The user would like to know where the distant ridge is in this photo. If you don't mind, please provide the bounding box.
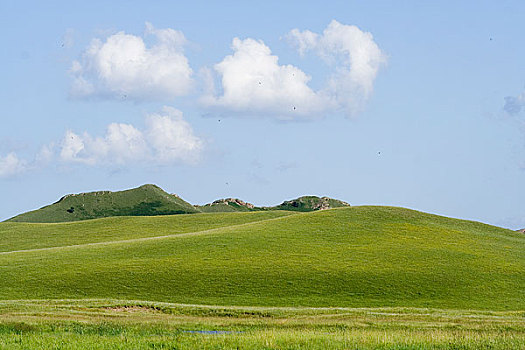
[7,184,199,223]
[272,196,350,212]
[6,185,350,223]
[197,198,262,213]
[196,195,350,213]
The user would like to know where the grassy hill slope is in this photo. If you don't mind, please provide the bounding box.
[7,184,199,223]
[0,211,295,252]
[0,206,523,310]
[6,185,351,221]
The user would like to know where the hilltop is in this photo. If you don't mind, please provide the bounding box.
[197,195,350,213]
[7,184,199,223]
[6,185,350,222]
[272,195,350,211]
[196,198,262,212]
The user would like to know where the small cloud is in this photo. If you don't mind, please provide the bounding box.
[288,20,387,116]
[36,143,55,164]
[145,106,204,164]
[504,92,525,115]
[0,153,27,178]
[58,106,204,166]
[70,23,193,101]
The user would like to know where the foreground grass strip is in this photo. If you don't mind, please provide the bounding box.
[0,300,523,349]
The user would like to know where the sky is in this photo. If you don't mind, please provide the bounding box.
[1,1,525,228]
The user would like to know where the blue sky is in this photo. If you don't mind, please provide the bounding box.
[1,1,525,228]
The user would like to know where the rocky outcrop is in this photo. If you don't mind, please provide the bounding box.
[210,198,255,209]
[277,196,350,211]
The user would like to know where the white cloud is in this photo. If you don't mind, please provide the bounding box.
[36,143,55,164]
[289,30,318,57]
[203,20,385,119]
[58,107,203,165]
[145,107,204,164]
[70,23,193,101]
[202,38,334,119]
[0,153,27,178]
[288,20,387,115]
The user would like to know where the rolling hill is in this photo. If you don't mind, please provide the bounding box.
[0,206,523,310]
[7,184,199,223]
[6,185,350,222]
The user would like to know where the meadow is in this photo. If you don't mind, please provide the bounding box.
[0,300,523,349]
[0,206,524,348]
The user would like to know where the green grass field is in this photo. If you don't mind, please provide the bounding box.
[0,300,523,349]
[0,206,524,348]
[0,210,293,252]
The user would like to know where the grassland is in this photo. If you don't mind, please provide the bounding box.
[0,206,524,348]
[0,211,294,252]
[0,206,523,309]
[0,299,523,349]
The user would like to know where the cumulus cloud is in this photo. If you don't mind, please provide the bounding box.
[70,23,193,101]
[145,108,204,163]
[202,38,333,119]
[202,20,385,119]
[504,91,525,115]
[59,107,204,165]
[0,153,27,178]
[288,20,387,115]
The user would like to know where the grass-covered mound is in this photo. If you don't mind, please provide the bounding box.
[0,206,523,310]
[6,184,351,222]
[7,184,199,223]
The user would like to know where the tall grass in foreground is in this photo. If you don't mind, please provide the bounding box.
[1,328,523,349]
[0,300,523,349]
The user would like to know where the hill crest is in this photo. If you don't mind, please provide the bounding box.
[8,184,199,223]
[7,184,351,222]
